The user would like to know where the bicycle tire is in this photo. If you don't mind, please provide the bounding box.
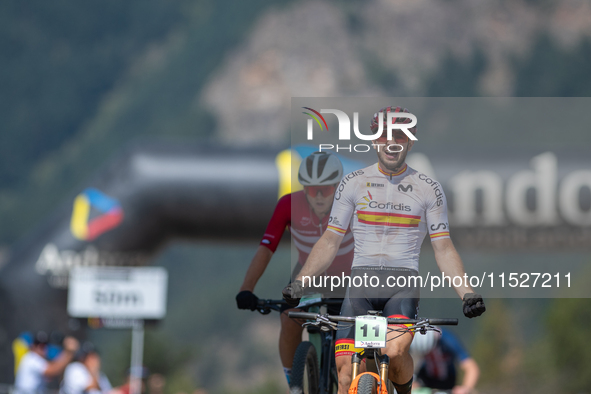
[357,374,377,394]
[290,341,320,394]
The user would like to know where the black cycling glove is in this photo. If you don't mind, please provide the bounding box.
[282,280,303,307]
[463,293,486,318]
[236,290,259,311]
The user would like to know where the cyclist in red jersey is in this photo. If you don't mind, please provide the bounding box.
[236,151,354,385]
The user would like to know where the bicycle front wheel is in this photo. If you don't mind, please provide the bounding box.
[357,374,377,394]
[290,341,319,394]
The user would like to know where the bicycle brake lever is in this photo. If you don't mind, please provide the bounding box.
[317,316,338,330]
[413,321,441,335]
[302,321,320,328]
[257,308,271,315]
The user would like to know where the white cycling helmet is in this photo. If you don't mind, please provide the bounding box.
[410,329,441,357]
[298,151,343,186]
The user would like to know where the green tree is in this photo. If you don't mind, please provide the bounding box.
[471,299,525,392]
[544,298,591,392]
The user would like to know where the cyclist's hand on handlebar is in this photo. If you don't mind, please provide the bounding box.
[462,293,486,318]
[282,280,303,307]
[236,290,259,310]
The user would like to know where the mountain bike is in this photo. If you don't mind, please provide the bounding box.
[289,310,458,394]
[256,297,343,394]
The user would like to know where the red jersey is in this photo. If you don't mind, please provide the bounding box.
[260,191,354,276]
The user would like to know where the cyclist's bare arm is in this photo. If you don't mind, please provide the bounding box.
[44,337,79,377]
[240,245,274,292]
[431,237,474,299]
[44,352,74,377]
[458,357,480,391]
[296,231,344,282]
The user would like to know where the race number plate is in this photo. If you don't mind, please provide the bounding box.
[355,315,387,348]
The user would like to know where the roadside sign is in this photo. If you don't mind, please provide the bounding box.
[68,267,168,319]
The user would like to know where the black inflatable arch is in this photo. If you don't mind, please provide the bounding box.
[0,143,285,380]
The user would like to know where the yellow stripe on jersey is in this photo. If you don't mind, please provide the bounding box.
[335,340,363,357]
[327,225,346,234]
[357,211,421,227]
[430,232,450,239]
[378,163,407,177]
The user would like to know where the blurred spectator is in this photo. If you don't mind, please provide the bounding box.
[147,373,165,394]
[14,333,79,393]
[111,367,149,394]
[12,332,34,375]
[60,342,112,394]
[411,328,480,394]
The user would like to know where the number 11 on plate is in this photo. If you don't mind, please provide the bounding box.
[355,315,387,348]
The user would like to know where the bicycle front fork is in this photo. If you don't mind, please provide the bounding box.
[378,354,389,384]
[351,351,390,383]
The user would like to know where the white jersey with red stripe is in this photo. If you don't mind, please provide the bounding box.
[326,163,450,271]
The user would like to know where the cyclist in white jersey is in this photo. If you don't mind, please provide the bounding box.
[327,162,449,271]
[283,106,486,394]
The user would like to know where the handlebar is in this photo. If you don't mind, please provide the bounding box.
[288,312,458,326]
[256,298,344,315]
[420,318,458,325]
[256,299,286,314]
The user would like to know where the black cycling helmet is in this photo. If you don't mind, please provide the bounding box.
[33,331,49,346]
[76,341,98,361]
